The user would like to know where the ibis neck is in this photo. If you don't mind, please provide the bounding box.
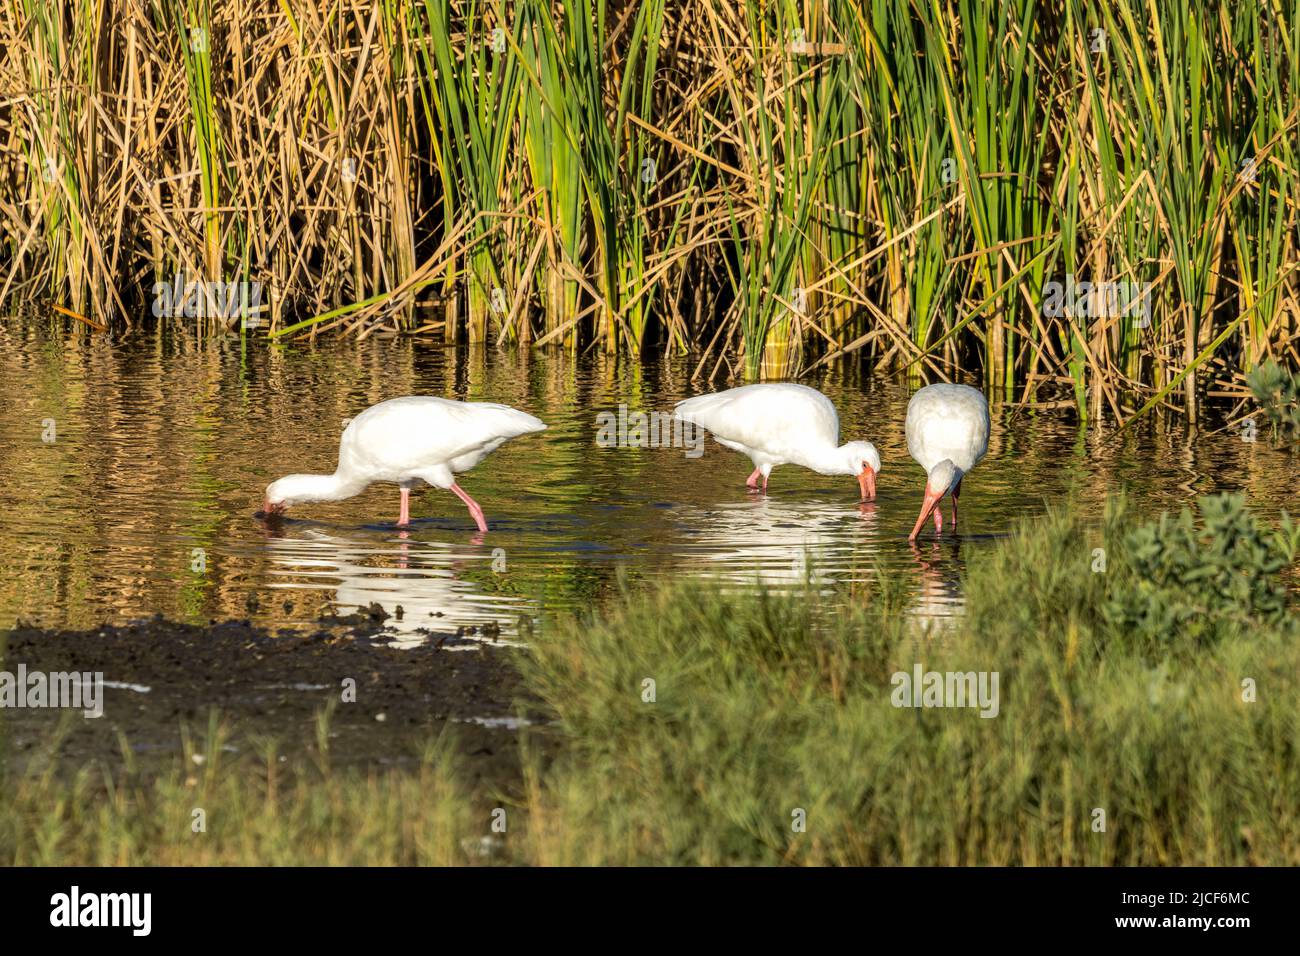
[284,470,369,504]
[927,462,965,494]
[803,443,857,477]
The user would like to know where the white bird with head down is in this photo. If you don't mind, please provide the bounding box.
[905,383,989,540]
[261,396,546,532]
[674,383,880,499]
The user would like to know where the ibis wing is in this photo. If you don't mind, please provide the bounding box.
[674,384,839,459]
[906,385,989,472]
[340,397,545,474]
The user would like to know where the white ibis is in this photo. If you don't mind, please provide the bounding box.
[905,383,989,540]
[674,383,880,499]
[261,396,546,532]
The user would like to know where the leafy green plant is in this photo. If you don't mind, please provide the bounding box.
[1247,359,1300,442]
[1102,494,1298,651]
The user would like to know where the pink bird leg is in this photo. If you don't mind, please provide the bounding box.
[451,483,489,533]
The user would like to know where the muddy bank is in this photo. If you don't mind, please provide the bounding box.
[1,611,554,797]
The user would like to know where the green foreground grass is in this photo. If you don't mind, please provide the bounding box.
[3,494,1298,865]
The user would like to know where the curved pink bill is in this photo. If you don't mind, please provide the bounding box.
[908,486,945,541]
[857,465,876,502]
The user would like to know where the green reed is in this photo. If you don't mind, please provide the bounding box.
[1,0,1297,423]
[13,0,90,312]
[416,0,523,342]
[853,0,955,366]
[167,0,224,282]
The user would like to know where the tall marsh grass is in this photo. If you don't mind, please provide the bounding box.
[1,1,1298,418]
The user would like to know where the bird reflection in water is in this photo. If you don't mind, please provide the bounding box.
[676,495,881,591]
[260,526,529,648]
[908,536,965,630]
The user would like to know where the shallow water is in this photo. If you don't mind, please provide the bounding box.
[0,318,1292,644]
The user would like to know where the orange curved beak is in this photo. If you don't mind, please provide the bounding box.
[260,500,286,518]
[908,485,945,541]
[857,465,876,502]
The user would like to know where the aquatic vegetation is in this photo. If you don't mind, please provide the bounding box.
[1,1,1297,420]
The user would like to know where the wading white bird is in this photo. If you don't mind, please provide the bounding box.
[674,383,880,499]
[905,383,989,540]
[261,396,546,532]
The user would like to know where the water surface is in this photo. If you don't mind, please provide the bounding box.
[0,319,1291,644]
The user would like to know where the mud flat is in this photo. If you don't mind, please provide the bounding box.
[1,612,552,795]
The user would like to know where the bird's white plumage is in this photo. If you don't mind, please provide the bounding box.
[905,383,989,477]
[263,396,546,530]
[675,383,858,474]
[337,396,546,489]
